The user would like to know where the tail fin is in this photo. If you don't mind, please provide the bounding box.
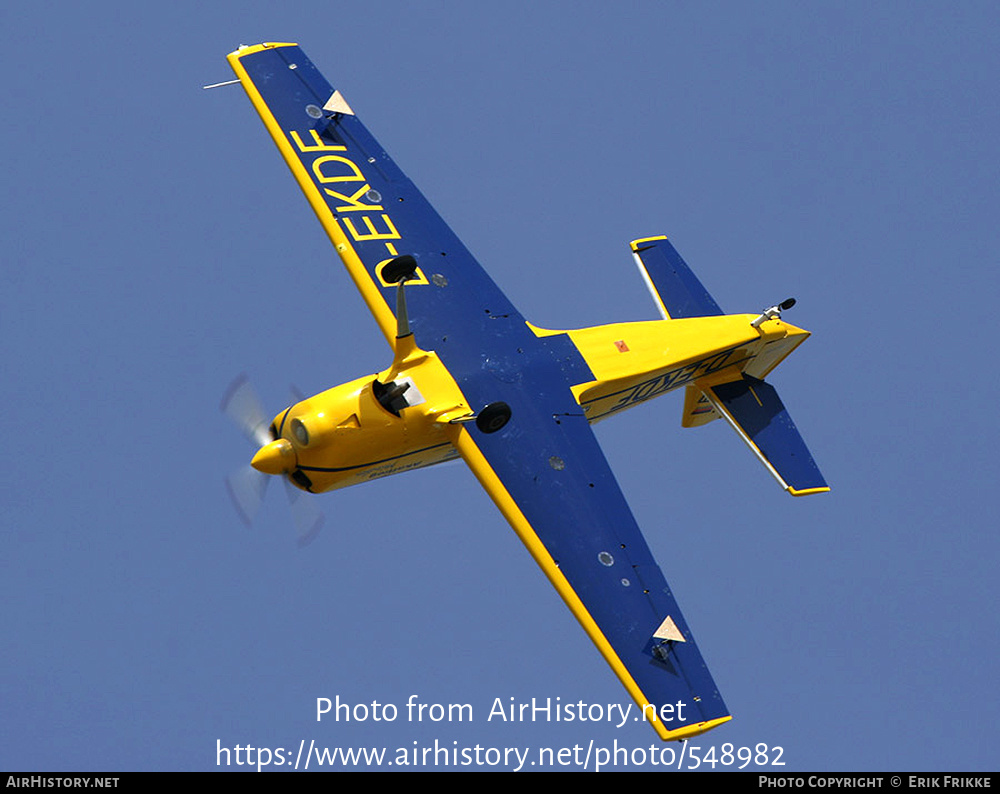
[705,375,829,496]
[630,236,723,319]
[681,383,720,427]
[631,235,827,495]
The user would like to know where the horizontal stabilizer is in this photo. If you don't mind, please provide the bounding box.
[630,236,723,319]
[707,375,829,496]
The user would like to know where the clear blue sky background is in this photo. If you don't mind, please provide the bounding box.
[3,1,997,772]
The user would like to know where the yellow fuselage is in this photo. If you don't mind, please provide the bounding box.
[265,314,808,493]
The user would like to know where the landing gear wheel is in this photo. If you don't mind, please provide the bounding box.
[382,254,418,284]
[476,402,511,434]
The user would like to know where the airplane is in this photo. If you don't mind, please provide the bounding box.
[218,42,829,742]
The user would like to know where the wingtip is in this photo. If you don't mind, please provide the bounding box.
[656,714,733,742]
[788,485,831,497]
[227,42,299,60]
[629,235,669,252]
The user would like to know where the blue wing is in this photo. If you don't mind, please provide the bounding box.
[451,408,731,740]
[228,43,523,352]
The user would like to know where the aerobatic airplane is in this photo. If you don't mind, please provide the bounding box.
[218,42,828,742]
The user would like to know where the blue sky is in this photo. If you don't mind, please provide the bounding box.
[3,1,997,772]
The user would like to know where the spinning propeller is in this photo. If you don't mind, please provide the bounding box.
[221,375,325,546]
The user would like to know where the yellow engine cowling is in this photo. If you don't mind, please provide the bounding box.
[267,373,458,493]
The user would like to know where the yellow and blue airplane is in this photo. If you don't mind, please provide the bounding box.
[219,42,828,742]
